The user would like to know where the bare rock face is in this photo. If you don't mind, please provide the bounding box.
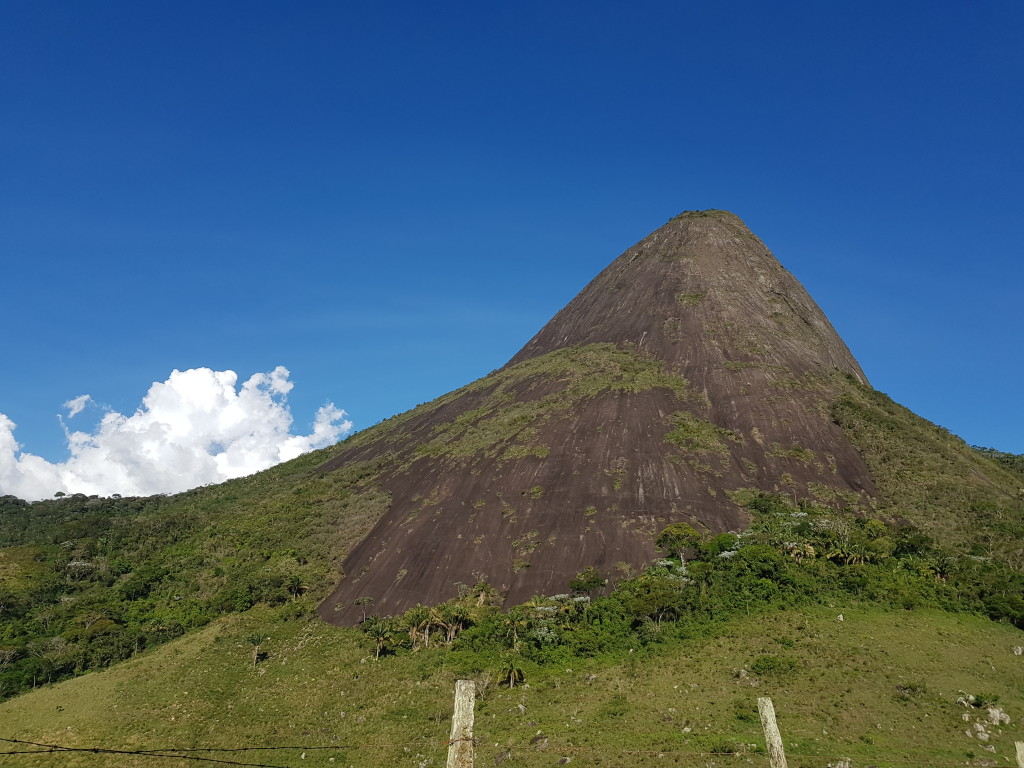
[317,211,876,625]
[508,210,866,382]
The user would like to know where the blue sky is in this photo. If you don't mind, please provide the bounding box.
[2,1,1022,497]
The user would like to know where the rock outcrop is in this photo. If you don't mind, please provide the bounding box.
[318,210,877,624]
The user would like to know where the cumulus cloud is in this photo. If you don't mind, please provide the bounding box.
[0,366,353,501]
[64,394,91,418]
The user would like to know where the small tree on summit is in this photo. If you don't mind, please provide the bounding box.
[656,523,702,559]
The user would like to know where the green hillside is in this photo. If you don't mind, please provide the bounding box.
[0,444,385,698]
[1,604,1021,767]
[2,372,1023,701]
[832,378,1024,564]
[1,365,1023,767]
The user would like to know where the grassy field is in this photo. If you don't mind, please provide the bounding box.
[2,602,1021,768]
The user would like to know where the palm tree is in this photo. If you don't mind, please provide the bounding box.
[498,654,525,688]
[525,595,549,611]
[421,605,442,648]
[402,604,430,650]
[471,580,497,607]
[933,554,957,582]
[437,603,470,643]
[285,575,308,601]
[361,616,395,660]
[784,542,815,563]
[500,609,529,652]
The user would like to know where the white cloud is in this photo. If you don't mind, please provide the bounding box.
[0,366,353,501]
[64,394,91,418]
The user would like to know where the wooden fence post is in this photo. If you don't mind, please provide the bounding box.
[757,697,788,768]
[446,679,475,768]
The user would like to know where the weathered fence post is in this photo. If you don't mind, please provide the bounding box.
[446,679,475,768]
[757,697,788,768]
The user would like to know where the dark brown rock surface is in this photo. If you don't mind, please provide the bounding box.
[317,210,877,625]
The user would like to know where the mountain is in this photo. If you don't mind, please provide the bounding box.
[316,210,884,624]
[2,208,1022,728]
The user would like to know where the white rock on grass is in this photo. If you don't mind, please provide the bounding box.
[986,707,1011,725]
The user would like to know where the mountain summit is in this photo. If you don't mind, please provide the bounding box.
[318,211,877,624]
[508,210,866,381]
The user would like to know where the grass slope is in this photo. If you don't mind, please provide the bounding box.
[832,379,1024,566]
[1,603,1021,768]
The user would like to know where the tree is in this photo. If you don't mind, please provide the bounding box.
[401,604,431,650]
[497,654,525,688]
[618,573,685,627]
[360,616,395,660]
[285,575,308,601]
[863,519,888,540]
[656,523,702,559]
[470,580,498,607]
[245,633,269,667]
[354,596,374,622]
[499,608,529,651]
[437,602,470,644]
[422,605,441,648]
[569,566,606,596]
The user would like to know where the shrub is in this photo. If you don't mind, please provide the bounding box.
[569,566,606,595]
[750,655,798,677]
